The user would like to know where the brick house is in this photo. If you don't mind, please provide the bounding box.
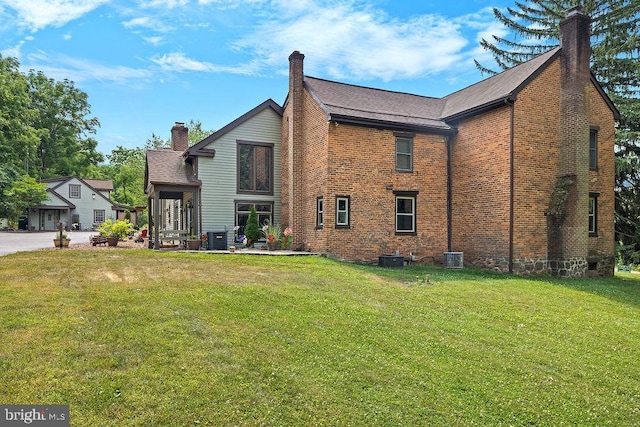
[281,7,618,276]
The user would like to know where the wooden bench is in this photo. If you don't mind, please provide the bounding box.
[158,230,188,248]
[91,235,108,246]
[618,264,633,272]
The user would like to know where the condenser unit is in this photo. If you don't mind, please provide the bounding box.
[444,252,464,269]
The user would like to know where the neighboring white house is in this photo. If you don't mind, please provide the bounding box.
[145,99,283,249]
[27,177,119,231]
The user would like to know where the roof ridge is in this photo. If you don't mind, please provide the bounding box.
[305,75,440,101]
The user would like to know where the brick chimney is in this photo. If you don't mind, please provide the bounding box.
[547,7,591,277]
[284,51,305,247]
[171,122,188,152]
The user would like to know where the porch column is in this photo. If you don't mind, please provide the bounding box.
[153,192,160,249]
[193,190,199,237]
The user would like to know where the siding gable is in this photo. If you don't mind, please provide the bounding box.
[196,103,283,241]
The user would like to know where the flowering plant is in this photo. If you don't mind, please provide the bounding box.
[262,221,282,244]
[281,226,293,249]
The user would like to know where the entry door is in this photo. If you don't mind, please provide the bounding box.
[43,210,60,230]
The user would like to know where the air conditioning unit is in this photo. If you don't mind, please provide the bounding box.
[444,252,464,269]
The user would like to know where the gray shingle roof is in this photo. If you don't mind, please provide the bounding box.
[146,150,199,186]
[304,47,561,130]
[305,77,449,131]
[441,47,560,119]
[83,179,114,191]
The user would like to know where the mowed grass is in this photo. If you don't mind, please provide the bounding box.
[1,249,639,426]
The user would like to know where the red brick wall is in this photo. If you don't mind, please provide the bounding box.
[587,83,616,263]
[320,122,448,262]
[512,59,561,260]
[298,89,330,252]
[283,57,615,271]
[451,106,512,267]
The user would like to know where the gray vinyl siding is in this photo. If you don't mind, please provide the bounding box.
[198,107,282,247]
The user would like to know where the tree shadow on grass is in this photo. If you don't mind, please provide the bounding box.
[542,272,640,308]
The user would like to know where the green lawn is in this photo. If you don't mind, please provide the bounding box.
[1,249,639,426]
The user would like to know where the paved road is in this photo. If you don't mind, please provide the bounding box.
[0,231,96,256]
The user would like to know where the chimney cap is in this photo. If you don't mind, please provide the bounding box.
[565,5,585,17]
[289,50,305,61]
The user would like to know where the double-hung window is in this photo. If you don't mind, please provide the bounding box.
[394,191,417,234]
[395,135,413,172]
[589,194,598,235]
[316,197,324,228]
[589,128,598,170]
[237,141,273,194]
[94,210,105,224]
[69,184,81,199]
[335,196,350,228]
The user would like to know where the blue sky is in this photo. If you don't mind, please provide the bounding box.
[0,0,516,157]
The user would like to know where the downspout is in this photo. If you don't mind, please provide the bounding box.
[446,135,452,252]
[507,97,515,274]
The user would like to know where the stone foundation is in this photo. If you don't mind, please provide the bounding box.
[548,257,588,277]
[471,255,613,277]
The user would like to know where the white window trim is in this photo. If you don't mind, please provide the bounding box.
[336,196,349,227]
[69,184,81,199]
[316,197,324,228]
[94,209,105,223]
[395,195,416,233]
[589,196,597,234]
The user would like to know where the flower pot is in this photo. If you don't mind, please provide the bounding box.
[53,238,70,248]
[106,236,119,247]
[186,239,201,250]
[267,241,280,251]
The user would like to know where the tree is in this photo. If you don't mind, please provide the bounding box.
[0,165,21,220]
[244,205,261,246]
[2,175,47,227]
[476,0,640,263]
[106,146,146,206]
[26,70,104,178]
[144,120,214,150]
[0,55,39,176]
[186,119,214,146]
[145,133,170,150]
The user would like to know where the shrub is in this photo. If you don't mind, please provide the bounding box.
[98,219,134,240]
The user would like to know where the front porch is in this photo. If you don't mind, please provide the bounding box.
[147,184,201,250]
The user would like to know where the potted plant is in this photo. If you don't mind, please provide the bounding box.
[53,231,70,248]
[186,235,201,250]
[262,221,282,251]
[98,219,134,247]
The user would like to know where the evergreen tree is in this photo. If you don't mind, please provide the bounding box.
[476,0,640,263]
[244,206,261,247]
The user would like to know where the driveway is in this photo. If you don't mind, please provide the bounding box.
[0,231,97,256]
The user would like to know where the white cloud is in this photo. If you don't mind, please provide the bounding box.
[140,0,189,8]
[24,51,153,84]
[122,15,173,33]
[151,52,260,75]
[144,36,164,45]
[0,0,108,31]
[230,1,502,82]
